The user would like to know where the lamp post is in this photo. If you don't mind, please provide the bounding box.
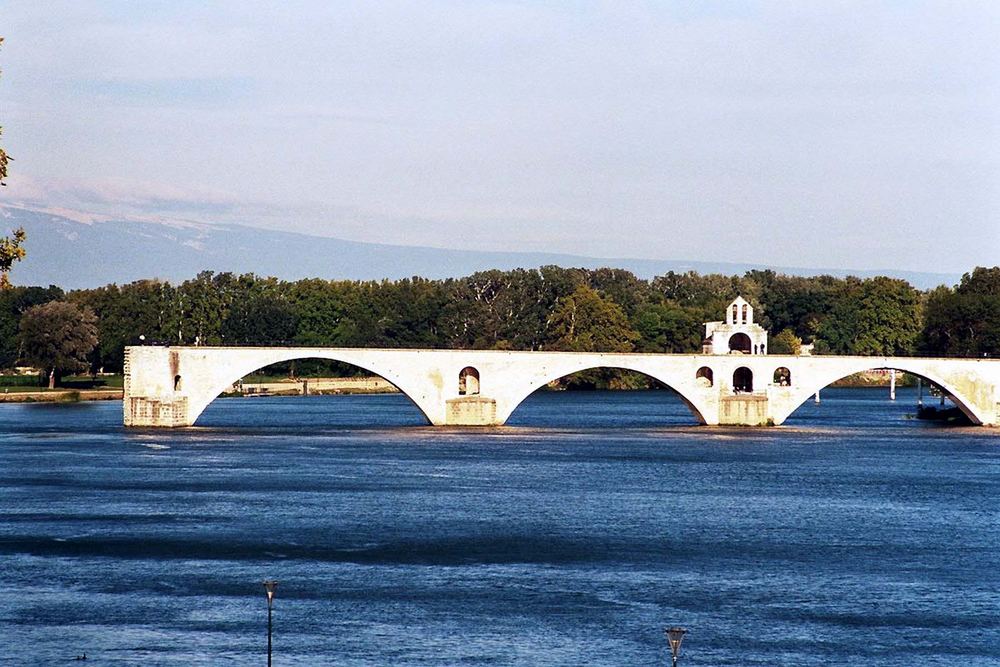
[664,626,687,667]
[263,580,278,667]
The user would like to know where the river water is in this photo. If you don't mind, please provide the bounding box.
[1,388,998,666]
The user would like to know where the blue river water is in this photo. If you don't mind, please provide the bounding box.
[1,387,998,666]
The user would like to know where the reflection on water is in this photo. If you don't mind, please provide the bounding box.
[0,388,998,666]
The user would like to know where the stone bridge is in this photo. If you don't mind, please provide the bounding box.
[123,346,1000,428]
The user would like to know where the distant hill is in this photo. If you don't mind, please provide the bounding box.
[0,205,960,290]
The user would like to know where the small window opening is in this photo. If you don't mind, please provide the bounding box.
[696,366,714,387]
[173,374,182,392]
[741,304,748,324]
[773,367,791,386]
[459,367,480,395]
[733,367,754,393]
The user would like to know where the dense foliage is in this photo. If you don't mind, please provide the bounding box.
[18,300,98,387]
[919,267,1000,357]
[0,266,996,378]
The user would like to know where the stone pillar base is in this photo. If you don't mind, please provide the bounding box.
[445,396,498,426]
[124,396,191,427]
[719,395,772,426]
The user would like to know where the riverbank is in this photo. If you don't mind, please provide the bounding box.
[0,389,123,402]
[828,370,915,387]
[225,376,398,397]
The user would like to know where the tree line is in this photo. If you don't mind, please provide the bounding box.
[1,266,997,386]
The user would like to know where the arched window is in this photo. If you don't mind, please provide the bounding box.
[733,367,753,393]
[773,367,791,386]
[741,304,748,324]
[696,366,714,387]
[173,375,182,392]
[458,367,480,396]
[728,333,752,354]
[732,304,738,324]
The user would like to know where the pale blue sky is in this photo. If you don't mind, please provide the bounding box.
[2,1,998,272]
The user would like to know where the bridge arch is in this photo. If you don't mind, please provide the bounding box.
[186,351,437,426]
[499,363,711,425]
[771,360,989,426]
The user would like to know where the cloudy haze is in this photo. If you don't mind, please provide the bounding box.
[2,1,998,273]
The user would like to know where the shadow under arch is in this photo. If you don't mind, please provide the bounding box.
[502,364,710,426]
[189,352,434,427]
[775,362,985,426]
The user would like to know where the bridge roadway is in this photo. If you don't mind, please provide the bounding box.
[123,346,1000,428]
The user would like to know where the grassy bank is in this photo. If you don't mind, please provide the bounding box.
[0,374,124,403]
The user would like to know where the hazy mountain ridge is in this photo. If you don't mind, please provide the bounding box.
[0,205,961,290]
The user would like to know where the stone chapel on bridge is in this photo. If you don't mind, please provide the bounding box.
[702,296,769,355]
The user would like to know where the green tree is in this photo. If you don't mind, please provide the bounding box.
[920,267,1000,357]
[631,301,702,353]
[221,279,299,346]
[18,300,98,388]
[649,271,759,327]
[0,285,64,367]
[587,268,647,317]
[70,280,176,372]
[815,276,921,355]
[440,270,517,349]
[769,328,803,355]
[547,285,639,352]
[286,278,350,346]
[369,277,449,348]
[0,227,25,288]
[440,269,560,350]
[168,271,239,345]
[746,270,842,339]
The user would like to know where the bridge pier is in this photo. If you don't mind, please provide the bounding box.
[124,395,190,427]
[445,396,498,426]
[719,395,772,426]
[123,347,193,427]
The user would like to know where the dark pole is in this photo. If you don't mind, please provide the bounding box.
[263,580,278,666]
[665,627,687,667]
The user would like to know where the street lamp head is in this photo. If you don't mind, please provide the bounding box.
[665,626,687,658]
[263,579,278,604]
